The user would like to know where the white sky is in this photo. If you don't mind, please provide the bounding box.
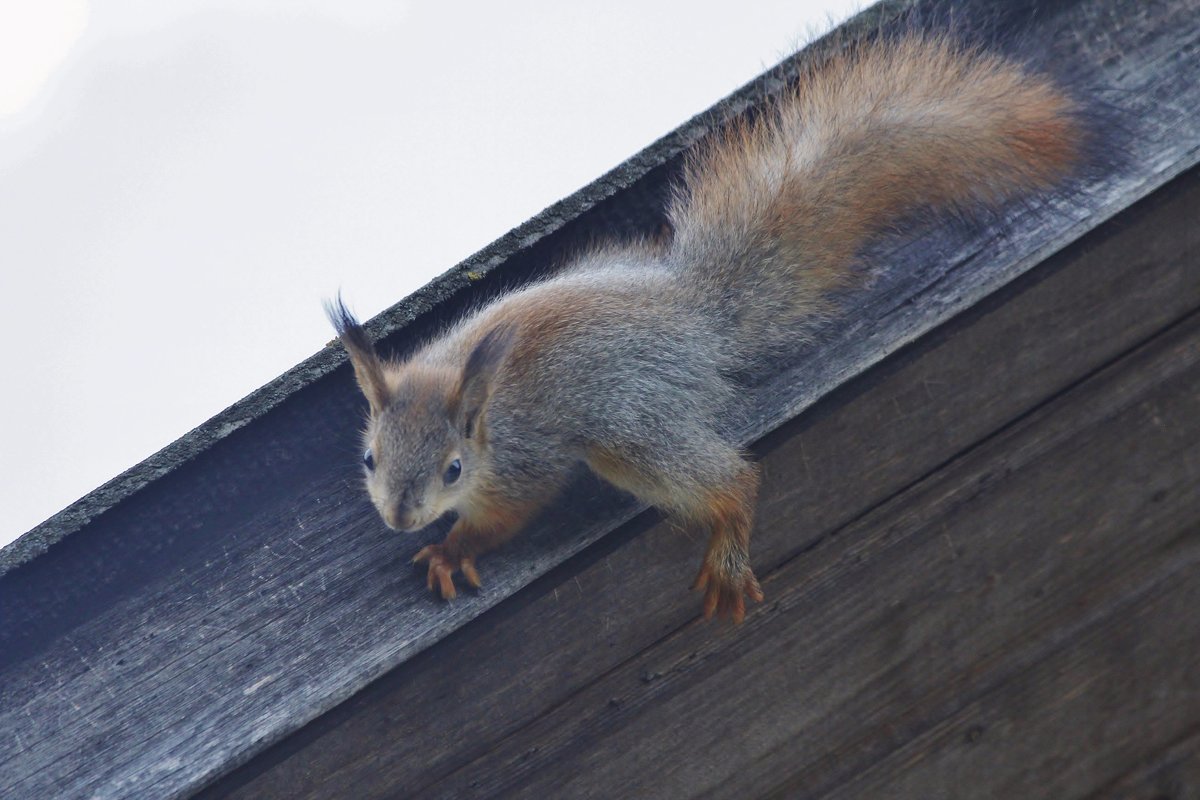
[0,0,860,548]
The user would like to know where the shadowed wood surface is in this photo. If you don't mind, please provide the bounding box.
[1088,732,1200,800]
[1,1,1198,798]
[200,156,1200,800]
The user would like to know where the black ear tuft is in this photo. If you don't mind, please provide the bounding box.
[324,293,369,354]
[324,293,390,414]
[456,322,518,439]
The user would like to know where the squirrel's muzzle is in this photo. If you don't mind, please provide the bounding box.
[382,502,420,532]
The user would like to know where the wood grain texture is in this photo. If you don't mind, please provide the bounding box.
[417,284,1200,799]
[1,1,1198,798]
[203,153,1200,798]
[1086,730,1200,800]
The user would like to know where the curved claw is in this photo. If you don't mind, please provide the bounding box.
[692,564,763,623]
[460,557,482,589]
[412,544,481,600]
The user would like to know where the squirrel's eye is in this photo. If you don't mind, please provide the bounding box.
[443,458,462,485]
[363,448,375,471]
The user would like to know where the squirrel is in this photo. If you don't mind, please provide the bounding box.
[326,30,1086,623]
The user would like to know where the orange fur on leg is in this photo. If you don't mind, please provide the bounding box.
[690,465,763,623]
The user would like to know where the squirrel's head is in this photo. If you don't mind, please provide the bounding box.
[326,298,515,532]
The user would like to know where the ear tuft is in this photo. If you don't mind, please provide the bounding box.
[324,293,390,414]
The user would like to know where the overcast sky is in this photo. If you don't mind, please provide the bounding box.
[0,0,860,548]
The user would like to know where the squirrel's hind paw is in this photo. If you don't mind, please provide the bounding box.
[691,563,764,624]
[413,544,482,600]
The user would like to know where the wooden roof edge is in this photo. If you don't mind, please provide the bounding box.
[181,0,1199,787]
[3,1,1199,798]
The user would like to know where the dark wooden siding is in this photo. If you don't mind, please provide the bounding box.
[2,1,1198,797]
[200,162,1200,799]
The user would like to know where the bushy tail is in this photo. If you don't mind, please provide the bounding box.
[666,32,1084,359]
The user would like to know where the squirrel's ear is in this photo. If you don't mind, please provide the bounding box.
[324,295,389,415]
[453,322,517,440]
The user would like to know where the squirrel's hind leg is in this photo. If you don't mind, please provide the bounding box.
[688,465,764,623]
[587,435,764,623]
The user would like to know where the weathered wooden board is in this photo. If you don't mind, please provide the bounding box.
[1,0,1199,798]
[416,284,1200,798]
[1087,732,1200,800]
[202,155,1200,798]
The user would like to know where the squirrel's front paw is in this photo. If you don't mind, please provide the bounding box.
[691,561,763,623]
[412,544,482,600]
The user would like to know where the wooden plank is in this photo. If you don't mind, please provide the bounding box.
[813,555,1200,800]
[2,1,1199,798]
[415,283,1200,798]
[1084,730,1200,800]
[200,162,1200,796]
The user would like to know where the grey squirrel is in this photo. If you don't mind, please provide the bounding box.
[327,31,1085,622]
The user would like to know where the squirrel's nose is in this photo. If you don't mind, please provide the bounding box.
[382,502,417,531]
